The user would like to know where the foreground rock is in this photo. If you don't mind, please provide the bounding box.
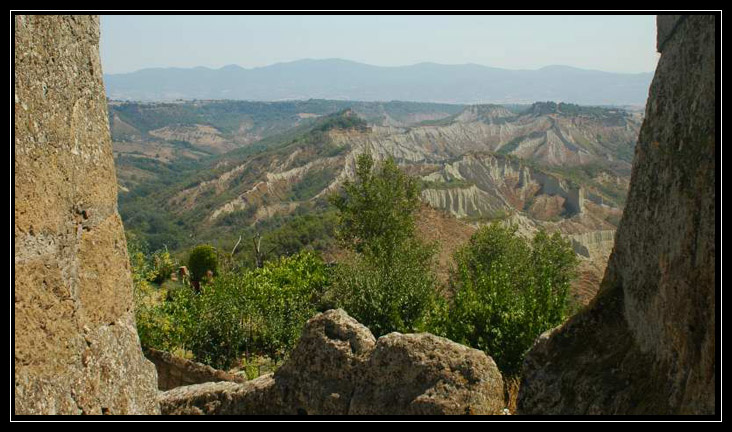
[518,15,716,415]
[350,333,504,415]
[14,15,159,414]
[145,348,247,391]
[160,309,505,415]
[273,308,377,414]
[160,375,280,415]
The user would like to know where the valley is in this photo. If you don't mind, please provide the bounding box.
[113,99,641,305]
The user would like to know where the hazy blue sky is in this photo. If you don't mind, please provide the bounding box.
[100,14,659,74]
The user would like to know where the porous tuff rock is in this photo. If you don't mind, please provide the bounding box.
[272,308,377,414]
[517,15,716,415]
[14,15,159,414]
[350,333,505,415]
[145,348,247,391]
[159,375,280,415]
[160,309,505,415]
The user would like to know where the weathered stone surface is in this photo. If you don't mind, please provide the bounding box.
[14,15,159,414]
[159,375,281,415]
[160,309,505,415]
[350,333,505,415]
[145,348,247,391]
[518,14,716,415]
[657,15,685,51]
[272,308,377,414]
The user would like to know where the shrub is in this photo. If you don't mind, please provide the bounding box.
[188,244,219,283]
[134,250,327,370]
[327,153,439,336]
[328,240,438,336]
[330,153,421,262]
[149,249,177,284]
[436,223,578,377]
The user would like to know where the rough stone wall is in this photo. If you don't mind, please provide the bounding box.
[14,15,159,414]
[517,14,715,415]
[145,349,247,391]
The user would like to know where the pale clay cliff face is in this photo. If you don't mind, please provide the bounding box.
[14,15,159,414]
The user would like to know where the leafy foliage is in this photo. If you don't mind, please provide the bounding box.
[432,223,578,376]
[327,241,438,336]
[134,250,328,369]
[330,154,421,261]
[327,154,439,336]
[187,245,219,282]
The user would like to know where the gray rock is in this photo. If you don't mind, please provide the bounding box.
[350,332,505,415]
[159,375,281,415]
[518,14,716,415]
[272,308,376,414]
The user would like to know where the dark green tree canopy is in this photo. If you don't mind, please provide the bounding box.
[187,244,219,283]
[440,223,578,376]
[330,153,420,261]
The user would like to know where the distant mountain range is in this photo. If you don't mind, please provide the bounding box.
[104,59,653,106]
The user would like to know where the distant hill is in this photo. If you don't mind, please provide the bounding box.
[104,59,653,106]
[116,102,639,303]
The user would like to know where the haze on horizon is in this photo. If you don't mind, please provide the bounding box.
[100,14,659,75]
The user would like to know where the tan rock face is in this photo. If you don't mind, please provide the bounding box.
[517,15,716,415]
[145,348,247,391]
[159,309,505,415]
[14,15,159,414]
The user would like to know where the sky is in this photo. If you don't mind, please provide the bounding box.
[100,14,659,75]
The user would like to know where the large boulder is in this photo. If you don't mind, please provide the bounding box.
[350,333,505,415]
[159,309,505,415]
[518,15,716,415]
[14,15,159,414]
[272,308,377,414]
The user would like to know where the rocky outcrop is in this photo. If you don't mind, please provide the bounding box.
[159,309,505,415]
[518,15,716,415]
[420,153,585,220]
[159,375,281,415]
[350,333,504,415]
[145,349,247,391]
[14,15,159,414]
[569,230,616,259]
[272,308,377,414]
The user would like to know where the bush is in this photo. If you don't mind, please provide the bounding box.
[330,153,421,261]
[435,223,578,377]
[327,153,439,336]
[149,249,177,284]
[134,250,328,370]
[188,244,219,283]
[328,240,438,336]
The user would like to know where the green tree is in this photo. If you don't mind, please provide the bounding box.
[187,244,219,283]
[330,153,421,262]
[328,153,438,336]
[437,223,578,377]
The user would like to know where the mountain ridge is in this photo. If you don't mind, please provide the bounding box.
[105,59,653,105]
